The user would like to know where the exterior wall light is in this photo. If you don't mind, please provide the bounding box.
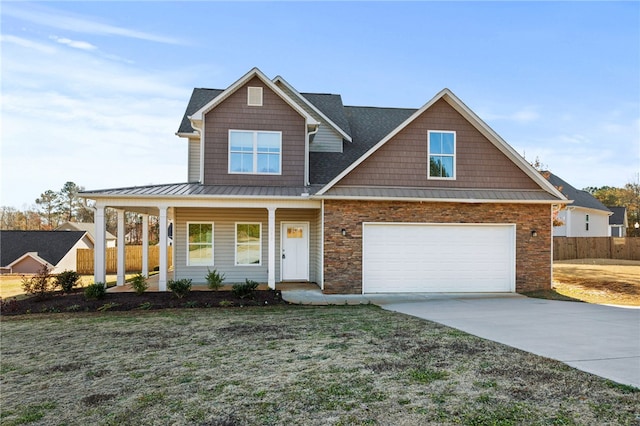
[531,230,538,237]
[341,228,347,236]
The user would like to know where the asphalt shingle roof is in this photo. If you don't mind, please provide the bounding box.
[0,231,86,267]
[607,206,627,225]
[544,173,611,213]
[177,88,224,134]
[300,93,352,138]
[309,106,416,184]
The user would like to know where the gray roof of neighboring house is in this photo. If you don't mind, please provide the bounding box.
[0,230,87,267]
[607,206,627,225]
[544,173,611,213]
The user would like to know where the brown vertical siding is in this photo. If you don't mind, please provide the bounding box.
[323,200,551,294]
[203,77,306,186]
[338,99,539,190]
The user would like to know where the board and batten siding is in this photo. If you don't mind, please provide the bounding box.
[173,207,320,284]
[187,138,200,182]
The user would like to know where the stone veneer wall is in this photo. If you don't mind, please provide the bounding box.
[323,200,552,294]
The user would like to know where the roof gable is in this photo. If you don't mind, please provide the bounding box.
[316,89,566,201]
[187,68,319,132]
[607,206,627,225]
[0,231,87,267]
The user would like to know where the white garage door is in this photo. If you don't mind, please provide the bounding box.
[362,223,515,293]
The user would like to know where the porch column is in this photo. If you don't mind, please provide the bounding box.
[116,209,125,286]
[267,207,276,289]
[158,206,168,291]
[141,214,149,278]
[94,205,106,284]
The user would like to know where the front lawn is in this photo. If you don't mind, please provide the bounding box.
[1,306,638,425]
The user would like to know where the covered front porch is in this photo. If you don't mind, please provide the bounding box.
[89,192,323,292]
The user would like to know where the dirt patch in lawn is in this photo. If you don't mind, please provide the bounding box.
[552,259,640,306]
[1,306,638,425]
[0,289,285,316]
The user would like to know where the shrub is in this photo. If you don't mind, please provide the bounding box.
[21,264,55,299]
[55,270,80,293]
[129,274,148,295]
[168,278,192,299]
[205,268,225,291]
[232,279,259,299]
[84,282,106,300]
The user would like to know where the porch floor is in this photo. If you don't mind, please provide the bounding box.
[107,273,319,293]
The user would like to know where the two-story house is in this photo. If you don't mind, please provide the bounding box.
[83,67,568,294]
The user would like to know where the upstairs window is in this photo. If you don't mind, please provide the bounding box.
[229,130,281,174]
[247,86,263,106]
[585,214,589,231]
[428,130,456,179]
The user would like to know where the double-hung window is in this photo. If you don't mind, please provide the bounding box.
[428,130,456,179]
[235,223,262,265]
[229,130,281,174]
[187,223,214,266]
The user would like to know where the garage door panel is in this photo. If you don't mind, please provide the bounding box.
[363,223,515,293]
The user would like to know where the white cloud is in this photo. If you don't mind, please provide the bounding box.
[3,3,186,45]
[478,106,540,124]
[49,35,96,51]
[0,34,56,54]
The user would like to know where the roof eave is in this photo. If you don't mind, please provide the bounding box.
[316,194,570,204]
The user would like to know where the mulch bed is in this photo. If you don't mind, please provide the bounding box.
[0,289,287,316]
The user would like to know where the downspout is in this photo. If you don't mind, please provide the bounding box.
[188,116,204,184]
[305,123,320,187]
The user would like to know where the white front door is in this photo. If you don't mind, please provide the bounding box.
[281,222,309,281]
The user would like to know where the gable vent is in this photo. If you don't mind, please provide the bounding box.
[247,86,263,106]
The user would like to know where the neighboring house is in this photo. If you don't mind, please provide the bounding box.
[0,231,91,274]
[608,206,628,237]
[56,222,117,247]
[82,67,568,294]
[543,173,612,237]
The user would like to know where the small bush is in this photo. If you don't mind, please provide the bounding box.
[84,282,107,300]
[168,278,192,299]
[129,274,148,295]
[205,268,225,291]
[232,279,259,299]
[55,270,80,294]
[21,264,55,299]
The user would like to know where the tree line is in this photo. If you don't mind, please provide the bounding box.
[0,181,160,243]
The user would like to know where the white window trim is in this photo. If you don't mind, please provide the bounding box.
[228,129,282,175]
[186,222,214,266]
[235,222,262,266]
[247,86,263,106]
[427,130,456,180]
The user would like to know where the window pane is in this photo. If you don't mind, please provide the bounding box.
[237,244,260,265]
[189,223,212,243]
[440,156,453,177]
[257,153,280,173]
[237,224,260,243]
[257,132,280,153]
[441,133,454,154]
[230,152,253,173]
[230,131,253,152]
[429,132,442,154]
[189,245,213,265]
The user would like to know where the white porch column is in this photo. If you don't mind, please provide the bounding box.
[116,209,126,286]
[141,214,149,278]
[94,205,106,284]
[267,207,276,289]
[158,206,168,291]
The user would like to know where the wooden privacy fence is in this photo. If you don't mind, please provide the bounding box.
[76,246,173,274]
[553,237,640,261]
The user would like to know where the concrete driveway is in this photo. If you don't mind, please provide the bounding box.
[377,294,640,388]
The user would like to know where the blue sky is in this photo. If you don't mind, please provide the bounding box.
[2,1,639,208]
